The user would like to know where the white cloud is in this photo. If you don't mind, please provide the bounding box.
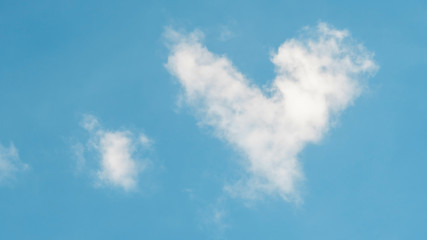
[165,23,378,202]
[0,143,29,184]
[78,114,151,191]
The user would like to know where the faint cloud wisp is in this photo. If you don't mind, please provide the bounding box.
[0,143,29,184]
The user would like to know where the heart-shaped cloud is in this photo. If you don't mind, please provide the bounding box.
[166,23,377,202]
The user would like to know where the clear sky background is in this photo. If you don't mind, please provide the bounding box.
[1,0,426,239]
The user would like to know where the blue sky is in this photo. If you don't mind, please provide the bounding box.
[1,0,426,239]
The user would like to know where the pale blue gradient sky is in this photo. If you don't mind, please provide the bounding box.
[0,0,426,239]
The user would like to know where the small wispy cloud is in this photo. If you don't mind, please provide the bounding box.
[198,197,230,239]
[218,25,234,42]
[76,114,152,191]
[0,143,29,184]
[165,22,378,202]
